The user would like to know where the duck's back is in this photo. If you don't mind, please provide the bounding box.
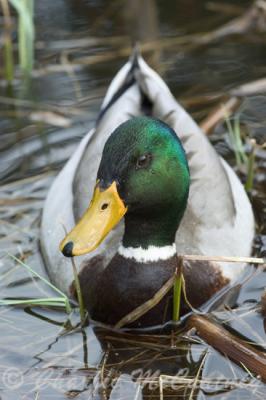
[41,53,254,296]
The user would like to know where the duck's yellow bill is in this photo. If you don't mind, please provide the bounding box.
[59,182,127,257]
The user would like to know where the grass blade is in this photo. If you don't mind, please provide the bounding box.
[173,257,183,322]
[71,258,86,324]
[8,0,35,74]
[1,0,14,82]
[0,298,68,307]
[245,139,256,192]
[6,252,72,313]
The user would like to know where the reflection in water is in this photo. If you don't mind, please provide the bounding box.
[93,326,203,399]
[82,329,89,369]
[123,0,160,68]
[124,0,159,42]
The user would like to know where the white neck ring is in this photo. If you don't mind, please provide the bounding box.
[118,243,176,263]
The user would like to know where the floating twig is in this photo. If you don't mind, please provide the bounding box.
[200,97,241,135]
[29,111,71,127]
[230,78,266,97]
[187,314,266,382]
[182,254,265,265]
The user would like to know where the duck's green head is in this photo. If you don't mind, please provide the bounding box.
[60,117,190,256]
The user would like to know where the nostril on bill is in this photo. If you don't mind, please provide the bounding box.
[101,203,109,210]
[62,241,74,257]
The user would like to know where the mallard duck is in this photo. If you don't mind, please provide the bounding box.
[41,52,254,327]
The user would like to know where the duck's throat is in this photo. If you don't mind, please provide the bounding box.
[120,211,179,262]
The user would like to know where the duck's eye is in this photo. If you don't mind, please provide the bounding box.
[136,154,151,170]
[101,203,109,211]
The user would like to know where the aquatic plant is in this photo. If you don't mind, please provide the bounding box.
[1,0,14,83]
[1,0,35,81]
[245,138,256,192]
[0,254,72,314]
[172,259,182,322]
[225,113,247,168]
[225,113,256,192]
[70,258,87,325]
[9,0,35,75]
[0,254,88,325]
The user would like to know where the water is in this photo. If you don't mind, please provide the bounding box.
[0,0,265,398]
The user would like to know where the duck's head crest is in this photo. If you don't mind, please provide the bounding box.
[60,117,190,256]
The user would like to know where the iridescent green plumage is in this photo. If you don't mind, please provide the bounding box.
[97,117,190,248]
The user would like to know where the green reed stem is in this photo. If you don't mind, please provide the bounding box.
[9,0,35,74]
[3,38,14,82]
[7,252,72,313]
[225,113,247,168]
[0,298,68,307]
[173,257,183,322]
[1,0,14,82]
[71,258,86,324]
[245,139,256,192]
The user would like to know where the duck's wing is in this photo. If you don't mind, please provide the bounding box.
[41,53,254,295]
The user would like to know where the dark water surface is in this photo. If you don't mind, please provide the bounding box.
[0,0,266,399]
